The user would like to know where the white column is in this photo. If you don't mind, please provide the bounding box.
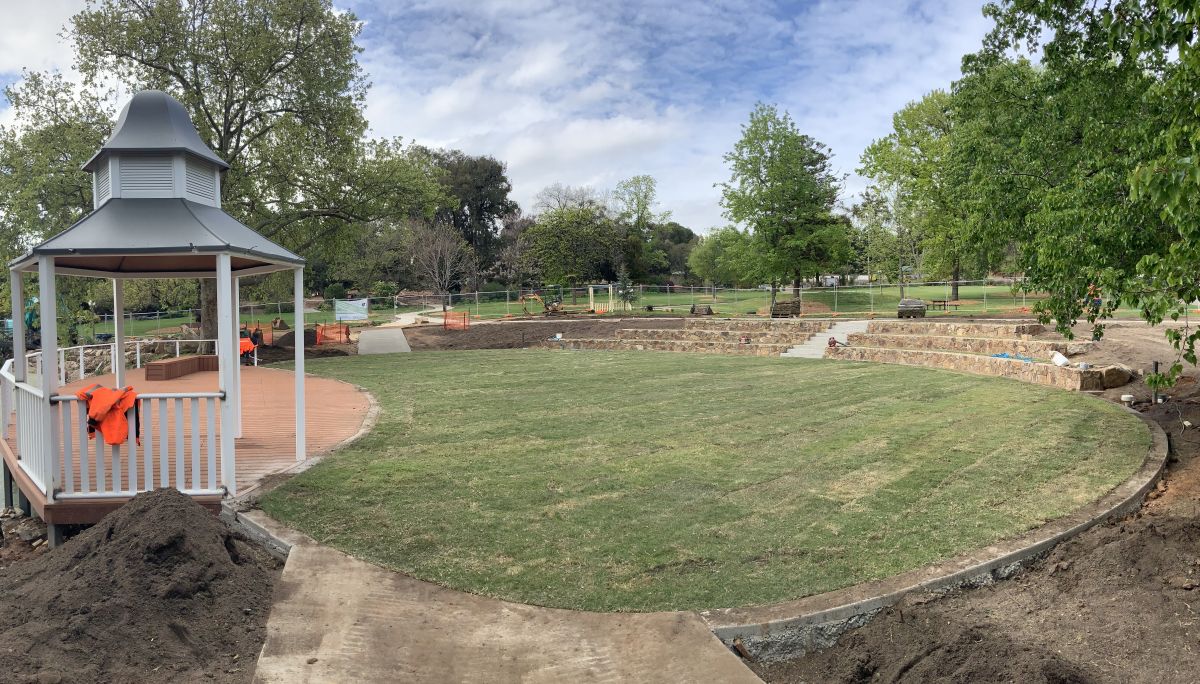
[232,275,242,438]
[112,278,125,387]
[10,269,25,383]
[294,267,306,462]
[215,255,236,496]
[38,257,59,498]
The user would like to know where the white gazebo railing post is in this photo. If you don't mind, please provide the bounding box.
[134,340,142,369]
[216,254,237,495]
[232,275,242,438]
[38,255,60,498]
[113,278,126,388]
[10,269,25,384]
[294,267,306,462]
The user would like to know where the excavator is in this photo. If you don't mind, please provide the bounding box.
[517,293,565,317]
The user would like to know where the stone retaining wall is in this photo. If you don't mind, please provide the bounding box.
[825,346,1103,391]
[616,328,815,345]
[684,318,830,333]
[865,321,1044,337]
[550,338,792,357]
[846,333,1068,359]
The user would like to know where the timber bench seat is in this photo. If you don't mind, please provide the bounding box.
[145,354,219,381]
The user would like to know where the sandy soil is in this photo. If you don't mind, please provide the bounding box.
[0,490,280,684]
[753,321,1200,683]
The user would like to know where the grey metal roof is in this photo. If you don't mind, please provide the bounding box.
[10,198,303,275]
[82,90,229,172]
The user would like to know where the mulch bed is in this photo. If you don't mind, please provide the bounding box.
[0,489,280,683]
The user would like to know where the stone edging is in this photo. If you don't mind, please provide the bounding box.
[700,403,1167,662]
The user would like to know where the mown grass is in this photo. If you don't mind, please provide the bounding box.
[260,350,1149,612]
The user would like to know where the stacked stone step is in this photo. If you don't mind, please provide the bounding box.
[823,319,1130,391]
[552,338,793,357]
[863,320,1044,337]
[844,333,1072,360]
[614,328,816,345]
[683,318,832,333]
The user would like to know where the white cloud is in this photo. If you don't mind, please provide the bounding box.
[348,0,995,231]
[0,0,996,233]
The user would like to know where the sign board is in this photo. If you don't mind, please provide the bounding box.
[334,298,369,321]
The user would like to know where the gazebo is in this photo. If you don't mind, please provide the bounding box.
[1,90,306,544]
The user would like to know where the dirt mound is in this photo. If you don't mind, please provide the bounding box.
[0,489,280,683]
[755,510,1200,684]
[771,601,1094,683]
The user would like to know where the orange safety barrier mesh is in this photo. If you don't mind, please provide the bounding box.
[443,312,470,331]
[315,323,351,345]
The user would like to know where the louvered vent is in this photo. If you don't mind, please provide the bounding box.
[120,155,174,195]
[95,161,111,206]
[185,157,217,202]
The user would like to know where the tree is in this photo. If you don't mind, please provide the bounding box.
[860,90,991,300]
[687,227,760,287]
[408,222,474,295]
[432,149,518,266]
[533,183,603,212]
[523,205,619,288]
[719,103,842,306]
[648,221,698,281]
[65,0,442,338]
[611,175,670,280]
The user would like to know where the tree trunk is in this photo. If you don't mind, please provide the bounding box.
[950,260,961,301]
[792,276,800,298]
[200,280,218,340]
[769,282,778,316]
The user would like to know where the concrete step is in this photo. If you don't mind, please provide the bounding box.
[845,333,1073,359]
[780,320,871,359]
[615,328,816,345]
[683,318,831,333]
[550,338,792,356]
[865,320,1044,338]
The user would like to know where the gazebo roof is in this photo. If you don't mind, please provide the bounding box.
[10,198,304,277]
[82,90,229,172]
[11,89,303,278]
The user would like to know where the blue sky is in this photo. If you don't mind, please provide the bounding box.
[1,0,994,232]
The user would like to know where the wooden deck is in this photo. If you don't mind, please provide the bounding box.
[3,366,371,524]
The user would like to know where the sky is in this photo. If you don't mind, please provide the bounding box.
[0,0,995,233]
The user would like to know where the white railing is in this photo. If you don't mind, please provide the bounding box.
[1,357,229,500]
[25,338,220,385]
[51,392,224,499]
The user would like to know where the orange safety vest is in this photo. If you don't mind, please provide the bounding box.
[75,384,140,446]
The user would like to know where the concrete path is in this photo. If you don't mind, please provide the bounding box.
[250,516,761,684]
[356,327,411,354]
[781,319,870,358]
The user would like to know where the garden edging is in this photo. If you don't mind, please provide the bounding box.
[700,403,1167,662]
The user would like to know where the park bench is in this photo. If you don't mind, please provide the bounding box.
[144,354,219,381]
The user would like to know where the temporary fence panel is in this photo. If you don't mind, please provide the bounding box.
[443,312,470,331]
[315,324,350,345]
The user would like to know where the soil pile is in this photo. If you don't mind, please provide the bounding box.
[0,489,280,683]
[754,506,1200,684]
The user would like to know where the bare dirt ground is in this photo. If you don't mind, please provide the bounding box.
[403,317,685,351]
[0,490,280,684]
[753,321,1200,683]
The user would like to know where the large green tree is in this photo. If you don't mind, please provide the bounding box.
[611,175,670,280]
[4,0,442,337]
[431,149,518,269]
[524,205,619,288]
[719,103,843,305]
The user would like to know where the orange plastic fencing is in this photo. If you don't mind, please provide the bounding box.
[315,323,351,345]
[443,312,470,331]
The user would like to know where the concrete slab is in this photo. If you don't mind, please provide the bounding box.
[781,319,870,358]
[254,538,761,683]
[357,327,411,354]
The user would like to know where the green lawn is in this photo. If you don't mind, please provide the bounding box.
[260,350,1149,612]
